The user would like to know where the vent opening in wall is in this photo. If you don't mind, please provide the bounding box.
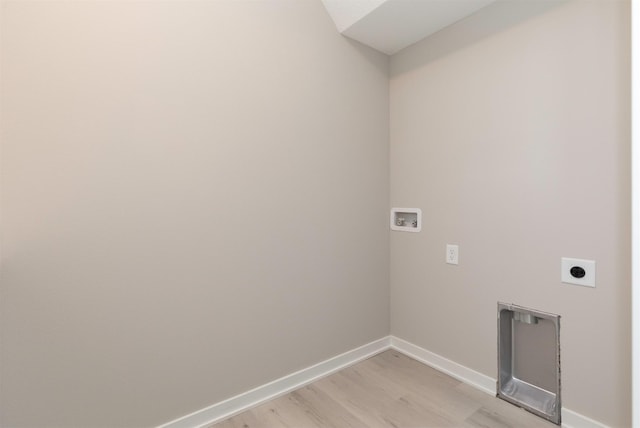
[497,303,561,425]
[390,208,421,232]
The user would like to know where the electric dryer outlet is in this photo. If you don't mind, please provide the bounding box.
[561,257,595,287]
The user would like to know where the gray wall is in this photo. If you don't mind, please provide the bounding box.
[390,1,630,426]
[0,1,390,426]
[2,0,632,426]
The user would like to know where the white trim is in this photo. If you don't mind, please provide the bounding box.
[389,336,495,395]
[157,337,390,428]
[632,2,639,427]
[158,335,608,428]
[563,408,609,428]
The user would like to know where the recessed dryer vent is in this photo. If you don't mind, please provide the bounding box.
[497,303,561,425]
[390,208,421,232]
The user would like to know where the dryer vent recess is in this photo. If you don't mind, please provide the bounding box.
[497,303,561,425]
[390,208,421,232]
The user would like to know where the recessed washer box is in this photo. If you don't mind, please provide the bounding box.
[390,208,421,232]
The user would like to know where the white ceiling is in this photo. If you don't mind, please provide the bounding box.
[322,0,496,55]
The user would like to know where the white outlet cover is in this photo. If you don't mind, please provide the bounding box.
[561,257,595,287]
[446,244,459,265]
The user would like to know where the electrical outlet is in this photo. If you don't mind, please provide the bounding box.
[561,257,595,287]
[446,244,459,265]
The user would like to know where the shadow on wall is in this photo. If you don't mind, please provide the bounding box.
[346,37,391,74]
[391,0,569,77]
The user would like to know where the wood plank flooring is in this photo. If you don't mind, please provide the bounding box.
[211,350,556,428]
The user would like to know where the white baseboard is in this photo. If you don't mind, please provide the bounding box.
[389,336,496,395]
[157,336,390,428]
[562,409,609,428]
[158,335,609,428]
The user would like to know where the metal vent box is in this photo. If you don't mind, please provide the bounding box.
[497,303,561,425]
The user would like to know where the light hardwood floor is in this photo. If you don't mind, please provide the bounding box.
[211,350,556,428]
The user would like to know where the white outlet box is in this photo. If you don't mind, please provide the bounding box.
[446,244,459,265]
[561,257,595,287]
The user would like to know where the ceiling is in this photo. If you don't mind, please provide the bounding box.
[322,0,496,55]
